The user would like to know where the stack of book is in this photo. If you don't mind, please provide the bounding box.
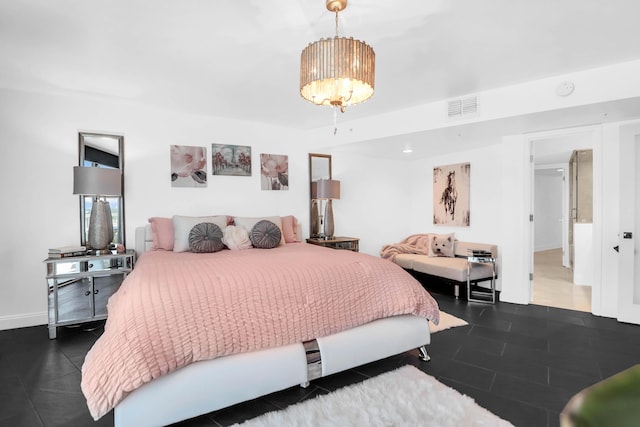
[468,249,493,258]
[48,245,87,258]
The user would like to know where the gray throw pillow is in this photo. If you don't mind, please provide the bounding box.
[250,220,282,249]
[189,223,225,253]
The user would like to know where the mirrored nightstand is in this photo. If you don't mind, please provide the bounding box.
[44,250,135,338]
[306,237,359,252]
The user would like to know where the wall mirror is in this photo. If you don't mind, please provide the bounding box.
[78,132,125,246]
[308,153,332,237]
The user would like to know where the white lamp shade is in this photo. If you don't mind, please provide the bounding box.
[73,166,122,196]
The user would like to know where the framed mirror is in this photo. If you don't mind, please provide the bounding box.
[78,132,125,247]
[308,153,332,237]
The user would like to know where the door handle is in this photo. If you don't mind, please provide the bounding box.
[623,232,632,239]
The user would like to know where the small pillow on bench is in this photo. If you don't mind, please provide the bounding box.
[428,233,455,257]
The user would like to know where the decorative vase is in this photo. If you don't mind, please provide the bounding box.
[88,199,113,253]
[311,199,320,237]
[324,199,334,239]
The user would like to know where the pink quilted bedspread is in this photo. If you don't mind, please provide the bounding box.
[81,243,439,419]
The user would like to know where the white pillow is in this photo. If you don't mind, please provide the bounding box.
[222,225,253,250]
[233,216,285,246]
[173,215,228,252]
[428,233,455,258]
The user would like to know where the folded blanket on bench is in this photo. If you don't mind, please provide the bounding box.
[380,234,431,261]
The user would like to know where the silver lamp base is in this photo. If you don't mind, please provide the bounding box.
[88,199,114,252]
[324,199,335,239]
[311,199,321,237]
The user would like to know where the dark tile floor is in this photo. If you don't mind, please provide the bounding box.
[1,293,639,427]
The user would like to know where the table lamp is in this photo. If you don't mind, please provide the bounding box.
[73,166,122,254]
[315,179,341,239]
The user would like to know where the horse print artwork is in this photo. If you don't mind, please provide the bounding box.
[433,162,470,226]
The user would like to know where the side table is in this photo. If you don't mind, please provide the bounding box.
[44,250,135,339]
[306,237,359,252]
[466,255,497,303]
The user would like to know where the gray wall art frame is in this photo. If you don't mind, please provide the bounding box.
[212,144,252,176]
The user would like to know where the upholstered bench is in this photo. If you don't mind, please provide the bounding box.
[391,241,498,299]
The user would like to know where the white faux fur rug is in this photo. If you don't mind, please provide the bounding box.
[429,311,468,334]
[235,365,513,427]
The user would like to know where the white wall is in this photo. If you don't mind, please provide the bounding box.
[498,135,534,304]
[405,143,504,290]
[2,67,640,329]
[330,153,413,256]
[0,84,519,329]
[0,88,309,330]
[500,123,639,315]
[306,60,640,148]
[534,172,563,251]
[598,123,623,317]
[407,144,503,243]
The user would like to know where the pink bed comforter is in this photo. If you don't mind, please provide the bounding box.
[81,243,439,419]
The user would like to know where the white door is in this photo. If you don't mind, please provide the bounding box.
[618,128,640,324]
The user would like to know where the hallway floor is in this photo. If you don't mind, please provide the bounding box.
[533,248,591,312]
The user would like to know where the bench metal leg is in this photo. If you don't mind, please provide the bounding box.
[418,346,430,362]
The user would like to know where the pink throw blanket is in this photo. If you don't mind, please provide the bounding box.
[380,234,431,261]
[81,243,439,419]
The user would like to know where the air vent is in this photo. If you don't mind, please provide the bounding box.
[447,95,479,119]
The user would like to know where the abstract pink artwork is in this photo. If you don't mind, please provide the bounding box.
[170,145,207,187]
[260,153,289,191]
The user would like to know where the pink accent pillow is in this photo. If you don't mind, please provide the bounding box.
[148,217,174,251]
[281,215,299,243]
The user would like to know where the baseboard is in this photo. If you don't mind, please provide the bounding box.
[0,311,47,331]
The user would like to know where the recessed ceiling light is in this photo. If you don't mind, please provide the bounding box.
[402,147,413,154]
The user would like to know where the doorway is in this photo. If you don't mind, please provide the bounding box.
[531,131,594,312]
[617,124,640,324]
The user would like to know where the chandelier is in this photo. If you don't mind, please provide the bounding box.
[300,0,375,115]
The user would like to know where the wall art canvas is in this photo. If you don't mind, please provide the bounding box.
[433,162,470,226]
[170,145,207,188]
[211,144,252,176]
[260,153,289,191]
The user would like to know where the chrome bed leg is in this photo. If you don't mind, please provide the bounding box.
[300,339,321,389]
[418,345,431,362]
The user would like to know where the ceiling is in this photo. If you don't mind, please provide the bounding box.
[2,0,640,147]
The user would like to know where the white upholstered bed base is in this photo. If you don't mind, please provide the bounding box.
[113,226,432,427]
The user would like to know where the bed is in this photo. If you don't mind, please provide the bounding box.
[81,221,439,427]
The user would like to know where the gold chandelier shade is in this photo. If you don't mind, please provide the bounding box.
[300,0,375,114]
[300,36,375,111]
